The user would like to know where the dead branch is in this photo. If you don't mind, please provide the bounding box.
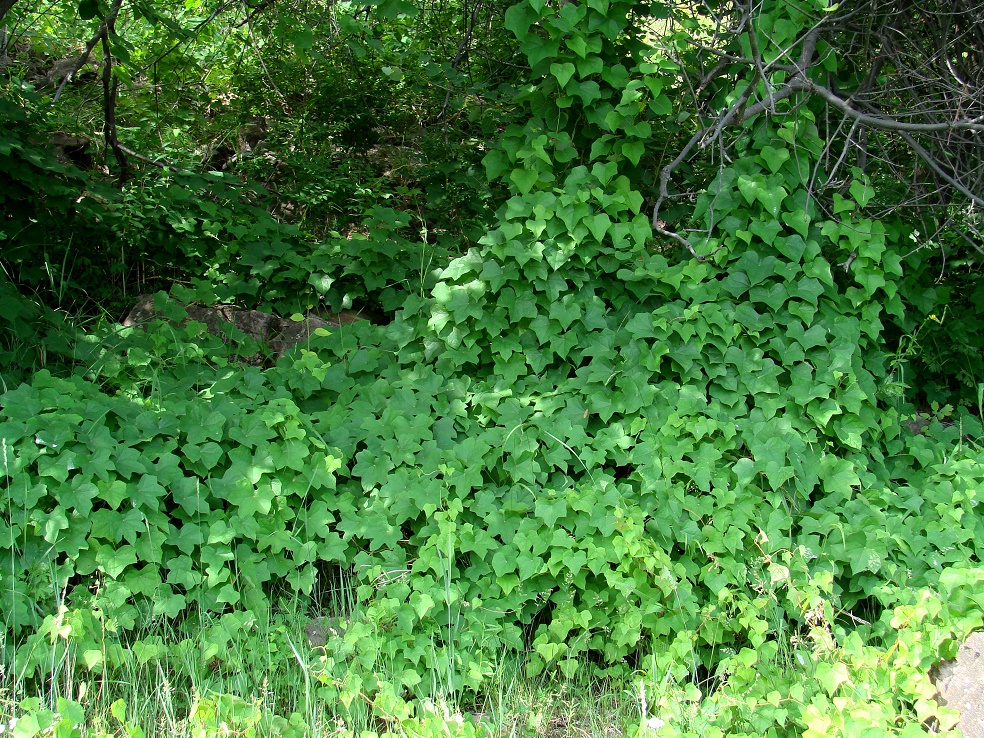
[653,0,984,260]
[118,144,169,169]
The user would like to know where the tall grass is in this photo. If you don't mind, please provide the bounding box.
[1,592,639,738]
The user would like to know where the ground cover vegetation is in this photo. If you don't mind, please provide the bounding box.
[1,0,984,734]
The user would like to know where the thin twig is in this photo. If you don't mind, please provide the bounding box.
[792,76,984,133]
[52,0,123,104]
[897,129,984,209]
[744,0,776,114]
[118,143,169,168]
[136,0,239,74]
[652,129,710,260]
[245,2,286,104]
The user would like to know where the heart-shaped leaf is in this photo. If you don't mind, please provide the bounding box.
[550,62,576,89]
[749,219,782,245]
[759,145,790,173]
[849,179,874,208]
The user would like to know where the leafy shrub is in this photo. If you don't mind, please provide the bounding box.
[206,205,454,316]
[4,0,984,734]
[0,336,342,639]
[0,91,117,312]
[0,276,79,393]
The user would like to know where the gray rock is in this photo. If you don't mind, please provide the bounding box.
[122,294,365,360]
[935,631,984,737]
[303,616,347,648]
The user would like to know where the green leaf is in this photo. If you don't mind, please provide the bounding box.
[735,250,776,286]
[833,414,868,449]
[484,150,510,179]
[759,145,790,173]
[381,66,404,82]
[774,235,808,262]
[848,547,882,574]
[737,175,763,205]
[525,36,560,67]
[648,95,672,116]
[492,548,515,577]
[57,698,85,727]
[807,398,841,426]
[832,193,855,214]
[757,185,788,217]
[749,219,782,246]
[511,168,539,194]
[410,591,435,618]
[571,79,601,105]
[535,639,566,662]
[621,140,645,166]
[376,0,417,18]
[42,506,69,543]
[535,496,567,527]
[96,544,138,579]
[83,649,104,670]
[78,0,99,19]
[291,29,315,50]
[518,552,544,579]
[576,55,603,77]
[566,34,588,57]
[737,175,787,216]
[504,3,536,40]
[849,179,874,208]
[855,264,886,296]
[781,208,810,237]
[585,213,612,243]
[820,455,859,494]
[750,282,788,312]
[215,584,241,605]
[550,62,576,88]
[814,661,850,695]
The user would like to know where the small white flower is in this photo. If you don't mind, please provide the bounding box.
[647,717,666,731]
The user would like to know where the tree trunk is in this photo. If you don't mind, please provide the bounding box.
[0,0,17,25]
[100,24,128,182]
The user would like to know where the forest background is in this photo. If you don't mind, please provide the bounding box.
[1,0,984,735]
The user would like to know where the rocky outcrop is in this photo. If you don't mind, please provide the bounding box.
[934,631,984,737]
[122,294,365,359]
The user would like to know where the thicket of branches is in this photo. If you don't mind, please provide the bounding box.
[654,0,984,261]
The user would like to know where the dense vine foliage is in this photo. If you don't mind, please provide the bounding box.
[2,0,984,734]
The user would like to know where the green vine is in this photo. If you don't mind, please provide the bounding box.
[2,0,984,733]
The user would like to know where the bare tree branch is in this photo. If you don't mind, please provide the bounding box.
[245,0,286,105]
[743,0,775,114]
[118,144,169,169]
[52,0,124,104]
[791,75,984,133]
[654,0,984,263]
[897,129,984,209]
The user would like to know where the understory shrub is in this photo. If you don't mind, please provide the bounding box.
[2,0,984,734]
